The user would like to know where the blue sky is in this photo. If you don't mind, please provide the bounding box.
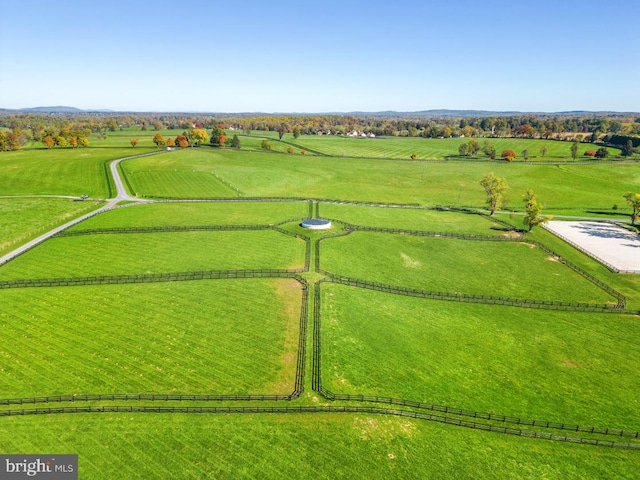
[1,0,639,112]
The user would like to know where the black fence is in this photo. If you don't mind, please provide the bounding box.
[57,218,308,238]
[1,404,637,450]
[0,269,307,290]
[320,274,622,313]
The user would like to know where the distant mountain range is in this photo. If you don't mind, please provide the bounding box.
[1,106,115,114]
[1,106,637,117]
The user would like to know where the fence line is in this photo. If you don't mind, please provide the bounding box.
[57,218,308,238]
[320,274,622,312]
[0,270,308,290]
[1,404,637,450]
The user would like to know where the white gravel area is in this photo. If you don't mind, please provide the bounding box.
[544,221,640,273]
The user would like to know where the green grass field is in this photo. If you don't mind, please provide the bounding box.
[0,198,104,255]
[279,134,621,160]
[318,203,510,234]
[319,283,640,429]
[69,201,309,230]
[0,148,141,197]
[319,232,617,304]
[123,148,639,213]
[1,133,639,478]
[0,279,301,397]
[0,230,306,280]
[2,413,638,479]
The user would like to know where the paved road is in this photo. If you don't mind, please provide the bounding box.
[0,152,162,267]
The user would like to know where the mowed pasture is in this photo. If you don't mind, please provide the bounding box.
[277,134,621,160]
[0,279,301,397]
[0,198,104,255]
[1,414,637,479]
[319,231,618,305]
[318,203,510,234]
[69,200,310,230]
[0,230,306,280]
[1,135,640,478]
[123,148,640,212]
[0,148,146,197]
[318,283,640,429]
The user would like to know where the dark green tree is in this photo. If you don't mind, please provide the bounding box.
[570,141,579,160]
[231,134,241,148]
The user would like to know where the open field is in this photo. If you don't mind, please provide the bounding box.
[318,203,510,234]
[0,230,306,280]
[2,413,638,479]
[0,148,144,197]
[319,283,640,429]
[123,148,640,213]
[0,198,104,255]
[70,201,310,230]
[0,279,301,397]
[319,231,618,304]
[1,134,639,478]
[278,134,622,160]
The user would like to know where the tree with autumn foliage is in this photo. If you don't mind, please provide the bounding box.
[166,137,175,148]
[175,134,188,148]
[130,138,139,147]
[153,133,166,148]
[69,136,78,148]
[42,136,55,149]
[501,149,516,162]
[188,128,209,146]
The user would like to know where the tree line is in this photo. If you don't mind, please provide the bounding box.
[1,112,640,153]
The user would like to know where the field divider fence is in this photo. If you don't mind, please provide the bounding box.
[0,269,309,290]
[1,404,637,451]
[319,274,622,312]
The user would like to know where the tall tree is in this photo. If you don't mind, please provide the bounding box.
[480,173,508,216]
[540,145,548,157]
[277,123,288,140]
[570,141,579,160]
[523,189,551,231]
[621,139,634,157]
[231,134,241,148]
[623,193,640,225]
[210,126,225,146]
[293,126,301,139]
